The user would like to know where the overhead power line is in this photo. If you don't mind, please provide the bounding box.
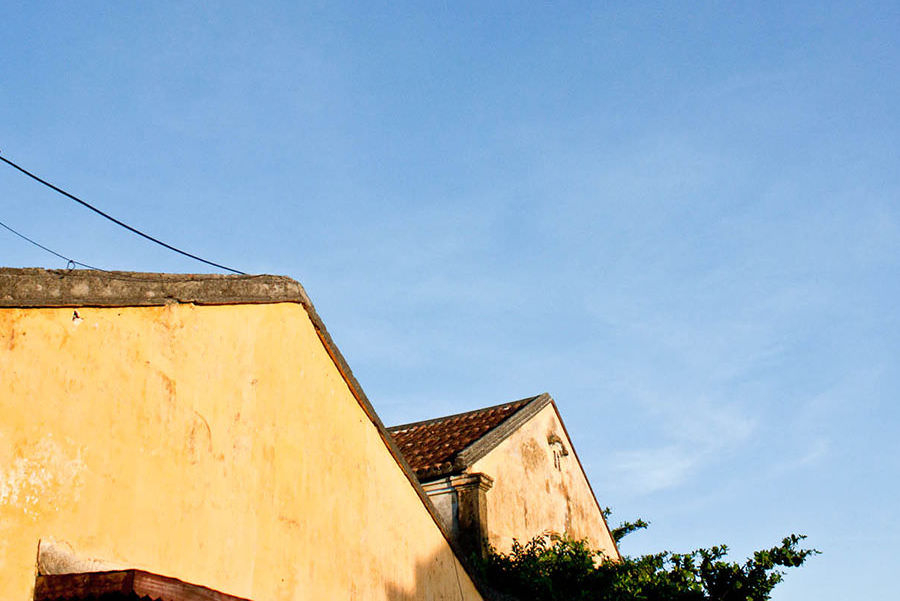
[0,153,245,274]
[0,218,103,271]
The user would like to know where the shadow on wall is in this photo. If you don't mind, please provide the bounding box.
[382,548,507,601]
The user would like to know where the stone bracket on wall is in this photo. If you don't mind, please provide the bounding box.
[421,473,494,559]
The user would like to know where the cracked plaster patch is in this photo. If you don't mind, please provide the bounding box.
[0,434,86,518]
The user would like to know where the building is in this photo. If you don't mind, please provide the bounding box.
[0,268,484,601]
[389,394,620,560]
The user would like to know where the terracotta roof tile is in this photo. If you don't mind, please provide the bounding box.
[388,396,537,480]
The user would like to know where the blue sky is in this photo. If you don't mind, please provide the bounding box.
[2,3,898,598]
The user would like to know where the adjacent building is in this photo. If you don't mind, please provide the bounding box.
[389,394,620,560]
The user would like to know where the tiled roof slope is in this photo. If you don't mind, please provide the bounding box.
[388,396,538,480]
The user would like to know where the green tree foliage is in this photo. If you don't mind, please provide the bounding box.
[474,512,817,601]
[603,507,649,543]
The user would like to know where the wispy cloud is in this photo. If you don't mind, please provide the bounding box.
[610,396,757,495]
[771,438,829,475]
[611,446,700,495]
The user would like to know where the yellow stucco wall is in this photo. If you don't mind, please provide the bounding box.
[0,302,482,601]
[470,404,618,559]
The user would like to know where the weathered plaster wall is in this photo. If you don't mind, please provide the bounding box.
[0,303,481,601]
[470,404,618,559]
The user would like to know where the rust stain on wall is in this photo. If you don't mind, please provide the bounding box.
[520,439,544,471]
[187,412,213,465]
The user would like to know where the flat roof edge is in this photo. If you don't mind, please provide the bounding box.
[0,268,310,308]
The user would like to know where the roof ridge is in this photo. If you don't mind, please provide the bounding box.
[387,394,539,433]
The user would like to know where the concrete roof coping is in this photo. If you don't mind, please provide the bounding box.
[0,268,311,308]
